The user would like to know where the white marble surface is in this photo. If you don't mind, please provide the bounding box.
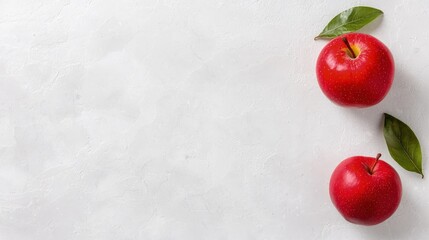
[1,0,429,239]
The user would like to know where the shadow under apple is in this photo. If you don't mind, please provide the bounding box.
[359,186,421,240]
[341,64,428,131]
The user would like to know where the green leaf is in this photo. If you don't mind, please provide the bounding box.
[383,113,424,178]
[315,6,383,40]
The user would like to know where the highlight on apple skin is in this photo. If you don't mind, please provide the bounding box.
[329,154,402,226]
[316,33,395,107]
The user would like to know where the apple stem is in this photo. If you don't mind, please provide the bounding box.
[370,153,382,174]
[342,37,357,58]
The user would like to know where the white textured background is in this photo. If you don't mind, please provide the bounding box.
[0,0,428,239]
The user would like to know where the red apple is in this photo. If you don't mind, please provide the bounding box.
[316,33,394,107]
[329,154,402,225]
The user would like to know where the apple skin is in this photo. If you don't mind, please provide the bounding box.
[329,155,402,226]
[316,33,394,107]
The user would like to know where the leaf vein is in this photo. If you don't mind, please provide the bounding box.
[322,13,380,35]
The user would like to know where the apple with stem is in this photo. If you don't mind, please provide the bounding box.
[329,154,402,225]
[316,33,394,107]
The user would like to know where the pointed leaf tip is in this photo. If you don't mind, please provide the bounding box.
[383,113,424,178]
[315,6,383,40]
